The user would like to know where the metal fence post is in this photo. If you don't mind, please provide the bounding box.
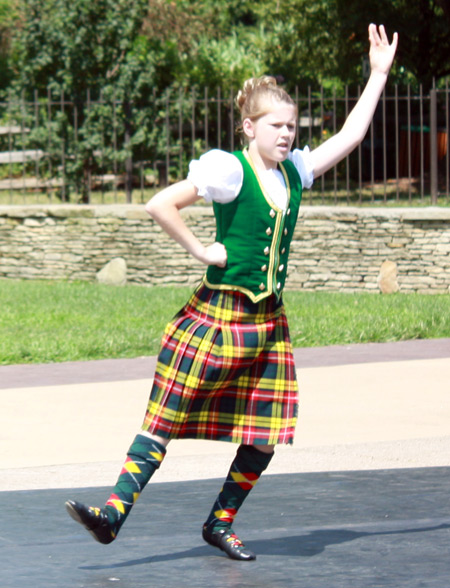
[2,84,450,206]
[124,100,133,203]
[60,89,66,202]
[430,87,438,204]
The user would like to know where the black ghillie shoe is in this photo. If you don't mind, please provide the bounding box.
[202,525,256,561]
[65,500,116,544]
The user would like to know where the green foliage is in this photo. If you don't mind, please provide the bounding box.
[11,0,151,97]
[4,1,185,196]
[335,0,450,91]
[252,0,341,92]
[0,0,20,89]
[185,33,265,90]
[201,0,258,33]
[3,1,231,198]
[0,0,448,202]
[4,0,450,100]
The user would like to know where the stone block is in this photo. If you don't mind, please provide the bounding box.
[96,257,127,286]
[49,206,94,218]
[377,260,399,294]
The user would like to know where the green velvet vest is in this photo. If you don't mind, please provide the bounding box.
[205,150,303,302]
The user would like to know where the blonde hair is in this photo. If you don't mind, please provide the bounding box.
[235,76,297,136]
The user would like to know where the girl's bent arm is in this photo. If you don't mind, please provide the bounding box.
[145,180,227,267]
[310,24,398,179]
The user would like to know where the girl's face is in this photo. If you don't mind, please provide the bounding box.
[243,99,297,170]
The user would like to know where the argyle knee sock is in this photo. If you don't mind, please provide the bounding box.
[104,434,166,537]
[203,444,274,534]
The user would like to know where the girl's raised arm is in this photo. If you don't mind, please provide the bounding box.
[145,180,227,267]
[309,24,398,179]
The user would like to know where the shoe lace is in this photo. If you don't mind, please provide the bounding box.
[226,533,244,549]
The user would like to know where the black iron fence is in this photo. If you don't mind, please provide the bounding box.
[0,83,448,205]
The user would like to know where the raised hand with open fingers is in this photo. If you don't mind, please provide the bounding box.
[368,23,398,76]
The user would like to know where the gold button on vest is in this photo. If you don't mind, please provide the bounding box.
[264,246,269,255]
[269,209,276,218]
[276,282,281,290]
[266,227,272,236]
[284,228,288,236]
[261,264,268,272]
[278,264,284,272]
[259,283,266,291]
[287,208,291,215]
[281,247,286,254]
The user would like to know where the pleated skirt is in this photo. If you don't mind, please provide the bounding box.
[141,283,298,445]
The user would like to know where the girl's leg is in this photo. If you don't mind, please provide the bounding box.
[65,432,169,544]
[202,443,275,561]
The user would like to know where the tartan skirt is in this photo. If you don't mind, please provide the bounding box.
[141,282,298,445]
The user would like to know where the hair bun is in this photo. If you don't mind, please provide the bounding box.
[235,76,278,114]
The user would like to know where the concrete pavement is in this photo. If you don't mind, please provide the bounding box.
[1,338,449,492]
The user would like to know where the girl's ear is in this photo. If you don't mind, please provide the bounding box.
[242,118,255,140]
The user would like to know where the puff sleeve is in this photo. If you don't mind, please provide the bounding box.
[187,149,243,204]
[288,147,314,189]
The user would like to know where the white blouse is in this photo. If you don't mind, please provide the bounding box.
[187,148,314,211]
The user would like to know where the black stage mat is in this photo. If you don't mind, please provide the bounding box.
[1,468,449,588]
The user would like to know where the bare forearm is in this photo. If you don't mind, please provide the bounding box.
[147,200,209,262]
[340,71,387,144]
[311,71,388,177]
[310,24,398,179]
[145,180,227,267]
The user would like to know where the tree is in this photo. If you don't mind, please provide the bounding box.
[7,0,217,199]
[0,0,20,90]
[242,0,341,92]
[11,0,153,98]
[336,0,450,91]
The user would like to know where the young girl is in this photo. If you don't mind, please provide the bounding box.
[66,24,398,561]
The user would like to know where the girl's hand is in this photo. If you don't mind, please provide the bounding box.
[369,24,398,76]
[201,242,227,267]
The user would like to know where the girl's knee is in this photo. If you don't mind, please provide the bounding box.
[250,444,275,455]
[140,430,170,448]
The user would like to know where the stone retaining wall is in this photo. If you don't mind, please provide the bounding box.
[0,204,449,293]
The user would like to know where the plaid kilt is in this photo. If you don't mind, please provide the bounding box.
[141,283,298,445]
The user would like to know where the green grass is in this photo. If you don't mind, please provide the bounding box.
[283,290,450,347]
[0,280,189,365]
[1,279,449,365]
